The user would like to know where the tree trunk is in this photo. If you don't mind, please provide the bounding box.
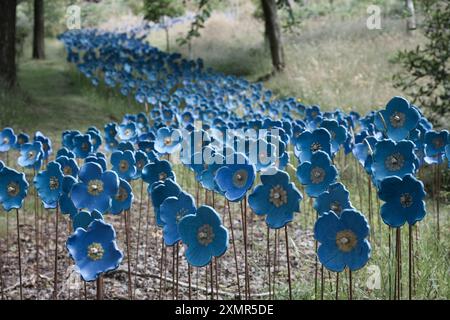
[165,27,170,52]
[261,0,285,72]
[32,0,45,59]
[0,0,17,88]
[405,0,416,33]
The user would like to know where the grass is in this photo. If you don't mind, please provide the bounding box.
[0,39,143,140]
[0,0,448,300]
[149,0,425,115]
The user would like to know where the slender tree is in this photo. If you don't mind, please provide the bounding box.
[144,0,184,52]
[32,0,46,59]
[261,0,285,72]
[0,0,18,88]
[405,0,416,33]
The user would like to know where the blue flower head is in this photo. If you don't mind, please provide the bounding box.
[56,147,75,159]
[314,182,354,217]
[133,150,149,180]
[296,150,338,197]
[314,209,371,272]
[295,128,332,163]
[378,174,426,227]
[0,128,17,152]
[110,178,134,215]
[59,175,78,217]
[85,155,107,172]
[72,134,93,159]
[155,127,182,155]
[375,96,419,141]
[118,122,138,142]
[215,154,256,202]
[142,159,175,187]
[13,133,29,150]
[87,130,103,152]
[104,123,118,140]
[56,155,79,177]
[424,130,448,164]
[111,150,136,181]
[34,132,52,160]
[371,139,417,184]
[248,169,303,229]
[160,192,197,246]
[66,220,123,282]
[72,210,104,230]
[18,141,43,170]
[179,206,229,267]
[62,130,81,150]
[150,178,182,227]
[0,167,29,211]
[320,119,347,154]
[34,161,64,209]
[71,162,119,213]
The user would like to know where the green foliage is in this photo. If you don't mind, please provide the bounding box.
[392,0,450,124]
[143,0,185,23]
[177,0,211,46]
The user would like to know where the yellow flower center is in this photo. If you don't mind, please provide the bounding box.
[385,153,405,171]
[269,185,288,208]
[7,182,20,197]
[389,112,405,128]
[335,230,357,252]
[400,193,413,208]
[63,166,73,176]
[115,187,128,202]
[87,180,104,196]
[310,167,325,184]
[232,169,248,188]
[49,177,59,190]
[119,160,129,172]
[87,243,104,261]
[197,224,215,246]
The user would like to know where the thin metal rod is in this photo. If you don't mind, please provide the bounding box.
[53,206,59,299]
[16,209,23,300]
[227,200,241,299]
[284,225,292,300]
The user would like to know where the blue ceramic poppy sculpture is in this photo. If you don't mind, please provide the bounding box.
[18,141,43,170]
[0,167,29,211]
[314,209,371,272]
[178,206,229,267]
[71,162,119,213]
[0,128,17,152]
[59,175,78,217]
[371,139,417,184]
[160,192,197,246]
[142,159,175,187]
[111,150,136,181]
[314,182,354,217]
[34,161,64,208]
[424,130,448,164]
[374,96,420,141]
[248,169,302,229]
[295,128,332,163]
[110,178,134,215]
[378,174,426,227]
[56,155,79,177]
[72,210,104,230]
[296,150,338,197]
[66,219,123,282]
[215,154,255,202]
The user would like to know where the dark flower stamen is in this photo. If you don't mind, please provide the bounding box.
[335,230,357,252]
[197,224,215,246]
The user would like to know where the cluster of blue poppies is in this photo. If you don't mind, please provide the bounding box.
[0,27,448,288]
